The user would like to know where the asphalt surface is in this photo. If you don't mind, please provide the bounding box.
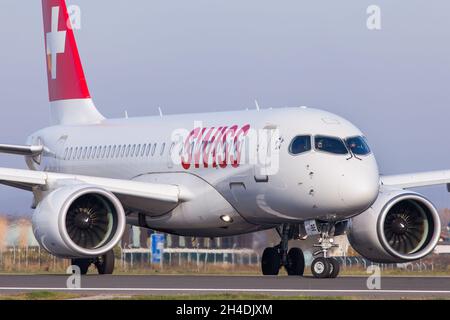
[0,275,449,298]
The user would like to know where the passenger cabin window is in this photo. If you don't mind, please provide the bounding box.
[136,144,141,157]
[346,136,371,156]
[289,136,311,155]
[315,136,348,155]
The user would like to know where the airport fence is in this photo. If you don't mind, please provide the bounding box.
[0,246,262,273]
[0,246,68,273]
[335,256,443,273]
[121,248,259,266]
[0,246,448,274]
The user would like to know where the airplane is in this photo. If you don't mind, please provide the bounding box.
[0,0,446,278]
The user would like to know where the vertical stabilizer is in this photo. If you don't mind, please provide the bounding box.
[42,0,104,125]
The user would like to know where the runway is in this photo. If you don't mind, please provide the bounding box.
[0,275,449,298]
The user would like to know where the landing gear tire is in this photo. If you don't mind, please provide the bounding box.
[261,247,281,276]
[327,258,340,279]
[95,250,115,275]
[71,258,91,275]
[285,248,305,276]
[311,257,331,279]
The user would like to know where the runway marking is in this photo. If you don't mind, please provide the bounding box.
[0,287,449,295]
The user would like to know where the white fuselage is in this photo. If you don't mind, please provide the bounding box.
[26,107,380,237]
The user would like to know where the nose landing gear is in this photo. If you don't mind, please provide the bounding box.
[261,224,305,276]
[311,257,340,278]
[311,224,341,278]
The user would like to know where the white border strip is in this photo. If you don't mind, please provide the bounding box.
[0,288,449,294]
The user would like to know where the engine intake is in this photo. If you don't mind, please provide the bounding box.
[66,193,119,250]
[33,184,126,258]
[348,189,441,263]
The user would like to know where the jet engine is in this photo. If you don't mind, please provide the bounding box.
[32,184,126,258]
[348,188,441,263]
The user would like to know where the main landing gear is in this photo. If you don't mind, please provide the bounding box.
[261,222,342,279]
[71,249,115,275]
[261,224,305,276]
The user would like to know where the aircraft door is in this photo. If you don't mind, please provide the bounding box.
[254,125,280,182]
[55,135,68,172]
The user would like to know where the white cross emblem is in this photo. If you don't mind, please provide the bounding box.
[46,6,67,80]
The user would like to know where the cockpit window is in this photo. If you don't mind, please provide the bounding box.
[289,135,311,155]
[315,136,348,155]
[346,136,371,156]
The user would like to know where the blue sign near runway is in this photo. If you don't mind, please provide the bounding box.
[151,233,165,264]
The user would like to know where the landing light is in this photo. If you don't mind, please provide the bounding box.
[220,215,233,223]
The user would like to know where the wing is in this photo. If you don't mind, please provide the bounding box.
[381,170,450,189]
[0,167,192,214]
[0,144,43,156]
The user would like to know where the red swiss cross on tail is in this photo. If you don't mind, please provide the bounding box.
[42,0,104,125]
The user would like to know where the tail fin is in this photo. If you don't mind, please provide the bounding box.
[42,0,104,125]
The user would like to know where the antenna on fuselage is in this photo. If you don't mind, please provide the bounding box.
[124,110,129,119]
[254,100,261,112]
[158,107,164,118]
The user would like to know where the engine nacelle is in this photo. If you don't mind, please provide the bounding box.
[32,184,126,258]
[348,188,441,263]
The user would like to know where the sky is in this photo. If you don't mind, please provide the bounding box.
[0,0,450,215]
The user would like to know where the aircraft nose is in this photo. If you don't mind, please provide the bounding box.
[339,161,380,213]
